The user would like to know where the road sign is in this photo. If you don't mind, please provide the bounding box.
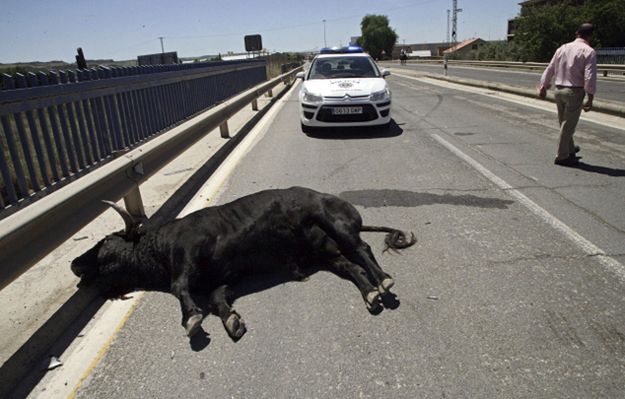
[244,35,263,52]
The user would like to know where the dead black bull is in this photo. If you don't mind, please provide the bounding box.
[71,187,416,340]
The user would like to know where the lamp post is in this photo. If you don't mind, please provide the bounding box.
[323,19,327,47]
[158,36,165,53]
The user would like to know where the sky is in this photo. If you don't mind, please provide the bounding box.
[0,0,523,64]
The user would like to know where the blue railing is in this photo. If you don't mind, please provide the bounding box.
[597,47,625,65]
[0,60,267,216]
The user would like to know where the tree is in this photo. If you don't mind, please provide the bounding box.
[582,0,625,47]
[357,15,398,60]
[514,2,580,61]
[513,0,625,62]
[475,41,523,61]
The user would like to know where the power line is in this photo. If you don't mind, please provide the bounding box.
[105,0,445,57]
[163,0,443,40]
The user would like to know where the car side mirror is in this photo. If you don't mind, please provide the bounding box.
[296,72,305,80]
[381,69,391,78]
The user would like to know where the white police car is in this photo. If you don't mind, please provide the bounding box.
[296,46,391,133]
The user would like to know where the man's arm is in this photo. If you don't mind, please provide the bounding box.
[583,93,594,112]
[539,48,559,98]
[583,50,597,112]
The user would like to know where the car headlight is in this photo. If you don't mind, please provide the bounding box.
[370,88,390,102]
[302,89,323,104]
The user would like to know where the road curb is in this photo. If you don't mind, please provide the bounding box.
[386,65,625,119]
[422,73,625,119]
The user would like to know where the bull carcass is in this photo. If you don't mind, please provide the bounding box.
[71,187,415,340]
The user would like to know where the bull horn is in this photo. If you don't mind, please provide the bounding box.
[102,200,139,238]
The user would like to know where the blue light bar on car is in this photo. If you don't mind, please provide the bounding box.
[319,46,364,54]
[343,45,364,53]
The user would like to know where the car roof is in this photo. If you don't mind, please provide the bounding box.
[313,53,372,60]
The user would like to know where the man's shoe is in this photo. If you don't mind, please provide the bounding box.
[554,156,580,167]
[569,145,581,157]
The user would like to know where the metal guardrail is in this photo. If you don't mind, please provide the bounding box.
[0,61,267,216]
[408,59,625,77]
[0,66,302,291]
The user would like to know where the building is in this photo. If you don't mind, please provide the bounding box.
[442,38,487,57]
[137,51,179,66]
[392,42,452,59]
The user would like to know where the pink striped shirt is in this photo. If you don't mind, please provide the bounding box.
[540,38,597,95]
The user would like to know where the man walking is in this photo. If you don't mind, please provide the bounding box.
[539,23,597,166]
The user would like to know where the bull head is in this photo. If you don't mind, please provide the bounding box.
[101,200,140,240]
[70,201,142,297]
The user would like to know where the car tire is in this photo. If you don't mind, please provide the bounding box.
[380,121,391,130]
[301,123,314,134]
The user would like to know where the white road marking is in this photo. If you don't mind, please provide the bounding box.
[431,133,625,281]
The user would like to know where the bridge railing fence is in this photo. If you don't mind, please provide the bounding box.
[0,60,267,217]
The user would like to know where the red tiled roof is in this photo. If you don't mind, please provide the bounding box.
[443,38,482,54]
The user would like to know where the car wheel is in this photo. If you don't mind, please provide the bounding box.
[301,123,314,134]
[380,121,391,130]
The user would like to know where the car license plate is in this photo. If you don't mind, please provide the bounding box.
[332,106,363,115]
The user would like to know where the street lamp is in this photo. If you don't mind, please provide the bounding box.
[323,19,327,48]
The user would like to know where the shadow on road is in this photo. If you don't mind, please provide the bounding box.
[305,120,403,140]
[340,189,515,209]
[189,262,403,351]
[190,270,319,351]
[574,162,625,177]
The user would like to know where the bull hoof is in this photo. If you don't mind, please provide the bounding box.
[365,290,381,310]
[185,314,203,337]
[291,270,309,282]
[225,313,247,341]
[378,278,394,294]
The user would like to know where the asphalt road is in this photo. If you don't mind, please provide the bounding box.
[385,62,625,105]
[71,76,625,398]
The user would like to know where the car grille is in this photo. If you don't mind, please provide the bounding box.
[324,95,369,100]
[316,104,378,122]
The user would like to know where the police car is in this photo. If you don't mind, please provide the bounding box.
[296,46,391,133]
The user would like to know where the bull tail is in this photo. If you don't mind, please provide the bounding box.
[360,225,416,253]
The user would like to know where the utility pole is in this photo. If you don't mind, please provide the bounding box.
[323,19,327,48]
[452,0,462,44]
[446,9,450,45]
[158,36,165,53]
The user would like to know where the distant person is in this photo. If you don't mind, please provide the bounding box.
[539,23,597,167]
[400,49,407,65]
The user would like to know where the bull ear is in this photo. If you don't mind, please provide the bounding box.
[102,200,140,239]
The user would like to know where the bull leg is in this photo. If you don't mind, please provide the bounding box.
[286,257,309,281]
[208,285,247,341]
[171,276,203,337]
[338,231,395,294]
[316,220,394,293]
[325,256,382,312]
[350,241,394,294]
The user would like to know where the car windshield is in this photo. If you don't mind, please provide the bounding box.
[308,56,380,79]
